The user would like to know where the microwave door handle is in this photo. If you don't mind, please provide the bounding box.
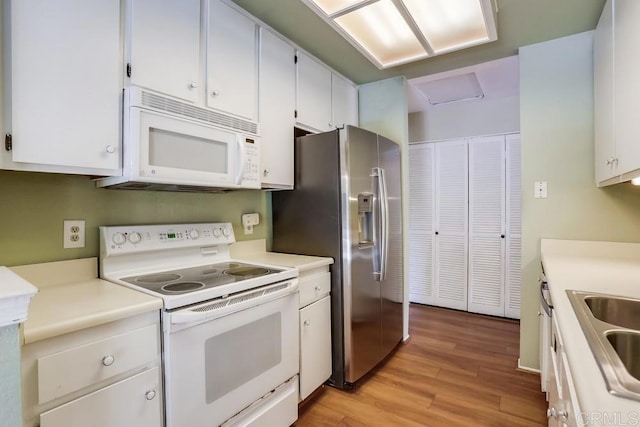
[235,136,246,185]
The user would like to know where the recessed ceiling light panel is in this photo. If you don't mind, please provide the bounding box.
[301,0,497,69]
[334,0,428,68]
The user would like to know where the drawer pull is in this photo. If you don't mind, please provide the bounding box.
[304,320,311,327]
[314,286,321,292]
[102,355,115,367]
[145,390,157,401]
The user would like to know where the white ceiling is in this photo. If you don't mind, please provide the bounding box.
[407,55,519,113]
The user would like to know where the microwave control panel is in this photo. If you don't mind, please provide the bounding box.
[242,137,260,188]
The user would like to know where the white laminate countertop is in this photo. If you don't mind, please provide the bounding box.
[0,267,38,327]
[230,239,334,272]
[540,239,640,422]
[11,258,162,345]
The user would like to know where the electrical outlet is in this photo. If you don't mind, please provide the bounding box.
[241,213,260,235]
[63,220,85,249]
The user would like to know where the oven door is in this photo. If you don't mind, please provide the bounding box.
[163,288,299,427]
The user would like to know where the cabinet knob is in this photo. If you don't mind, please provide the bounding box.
[145,390,157,401]
[263,169,270,176]
[315,285,321,292]
[102,355,115,366]
[105,145,115,154]
[190,82,198,89]
[328,122,333,127]
[435,231,439,235]
[501,234,505,239]
[212,90,220,96]
[546,407,557,419]
[304,320,311,327]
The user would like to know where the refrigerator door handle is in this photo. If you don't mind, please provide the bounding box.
[372,167,389,282]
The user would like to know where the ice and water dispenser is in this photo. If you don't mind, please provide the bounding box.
[357,192,374,247]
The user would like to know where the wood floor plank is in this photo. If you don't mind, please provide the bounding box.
[296,304,546,426]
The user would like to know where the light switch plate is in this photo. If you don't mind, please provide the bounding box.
[534,181,548,199]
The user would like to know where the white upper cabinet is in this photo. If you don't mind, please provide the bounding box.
[127,0,201,103]
[296,51,358,133]
[207,0,258,121]
[296,51,333,132]
[331,73,358,129]
[259,28,296,189]
[4,0,122,175]
[594,0,640,186]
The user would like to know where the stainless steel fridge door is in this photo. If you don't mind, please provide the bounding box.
[341,125,383,384]
[378,135,404,357]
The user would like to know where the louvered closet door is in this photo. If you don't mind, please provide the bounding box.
[505,134,521,319]
[408,143,435,305]
[468,136,506,316]
[434,141,468,311]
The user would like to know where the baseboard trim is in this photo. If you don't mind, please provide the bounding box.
[517,358,540,374]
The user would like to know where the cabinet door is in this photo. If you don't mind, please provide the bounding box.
[259,28,295,189]
[468,136,506,317]
[299,296,331,400]
[594,0,616,183]
[9,0,121,173]
[505,134,521,319]
[296,51,332,132]
[39,367,162,427]
[332,73,358,128]
[128,0,201,102]
[207,0,258,121]
[408,143,436,305]
[613,0,640,178]
[434,140,468,311]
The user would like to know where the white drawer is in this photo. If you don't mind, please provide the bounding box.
[40,367,162,427]
[37,324,159,404]
[298,271,330,308]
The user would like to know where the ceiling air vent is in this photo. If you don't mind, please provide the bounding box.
[414,72,485,106]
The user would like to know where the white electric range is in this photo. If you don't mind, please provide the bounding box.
[99,222,300,427]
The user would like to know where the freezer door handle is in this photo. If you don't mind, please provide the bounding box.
[372,167,389,281]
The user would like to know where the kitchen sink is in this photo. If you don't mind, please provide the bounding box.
[585,296,640,330]
[567,291,640,401]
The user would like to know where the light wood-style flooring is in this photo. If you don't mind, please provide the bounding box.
[296,304,547,426]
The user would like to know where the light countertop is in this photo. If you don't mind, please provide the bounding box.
[231,239,333,272]
[0,267,38,327]
[11,258,162,345]
[540,239,640,421]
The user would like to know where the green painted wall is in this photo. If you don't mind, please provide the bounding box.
[0,170,271,266]
[0,324,22,427]
[358,76,410,340]
[519,31,640,369]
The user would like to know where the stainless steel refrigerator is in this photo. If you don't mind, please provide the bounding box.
[272,125,403,389]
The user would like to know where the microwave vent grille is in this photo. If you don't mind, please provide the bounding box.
[141,91,258,135]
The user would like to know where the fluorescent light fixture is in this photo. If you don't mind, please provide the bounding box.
[301,0,497,69]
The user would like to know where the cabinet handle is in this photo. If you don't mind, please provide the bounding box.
[212,90,220,96]
[145,390,157,401]
[189,82,198,89]
[328,122,333,127]
[558,409,568,420]
[263,169,270,176]
[314,285,321,292]
[546,407,557,419]
[105,145,115,154]
[304,320,311,327]
[102,355,115,366]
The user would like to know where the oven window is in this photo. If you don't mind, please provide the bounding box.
[204,313,282,403]
[149,127,228,173]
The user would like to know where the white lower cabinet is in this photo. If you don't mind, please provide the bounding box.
[21,311,163,427]
[39,367,161,427]
[298,267,332,401]
[547,315,581,427]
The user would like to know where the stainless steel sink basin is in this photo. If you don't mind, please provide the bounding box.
[567,291,640,401]
[585,296,640,329]
[607,331,640,382]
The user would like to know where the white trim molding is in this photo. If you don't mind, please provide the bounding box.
[0,267,38,328]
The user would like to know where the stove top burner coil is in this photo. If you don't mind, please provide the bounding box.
[161,282,205,293]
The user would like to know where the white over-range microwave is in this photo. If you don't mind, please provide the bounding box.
[96,87,261,192]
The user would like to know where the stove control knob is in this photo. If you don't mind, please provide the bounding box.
[222,226,231,237]
[112,232,126,246]
[213,227,222,238]
[128,232,142,244]
[188,229,199,240]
